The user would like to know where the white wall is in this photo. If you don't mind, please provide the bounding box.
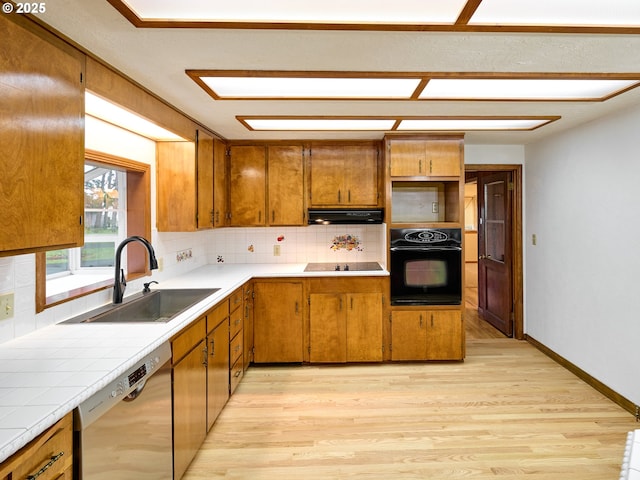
[464,144,525,165]
[525,103,640,405]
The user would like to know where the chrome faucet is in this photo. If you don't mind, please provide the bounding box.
[113,236,159,304]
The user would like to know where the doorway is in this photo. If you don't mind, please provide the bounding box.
[464,165,523,340]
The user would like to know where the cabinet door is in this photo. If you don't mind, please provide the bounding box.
[390,311,427,361]
[229,145,266,226]
[157,141,197,232]
[343,144,379,206]
[268,145,305,225]
[388,140,425,177]
[173,340,207,480]
[425,310,464,360]
[425,140,461,176]
[213,139,227,227]
[309,145,343,206]
[1,15,84,255]
[207,319,229,430]
[346,293,383,362]
[197,130,214,229]
[243,283,254,370]
[253,281,303,363]
[309,293,347,363]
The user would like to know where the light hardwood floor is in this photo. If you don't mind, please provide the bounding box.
[184,326,634,478]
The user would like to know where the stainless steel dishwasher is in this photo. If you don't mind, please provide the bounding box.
[76,343,173,479]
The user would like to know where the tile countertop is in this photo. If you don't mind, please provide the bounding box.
[0,263,387,463]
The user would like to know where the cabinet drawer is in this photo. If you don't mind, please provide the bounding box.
[229,288,243,313]
[1,412,73,480]
[230,356,244,394]
[230,329,243,365]
[172,316,206,363]
[230,307,243,340]
[207,299,229,334]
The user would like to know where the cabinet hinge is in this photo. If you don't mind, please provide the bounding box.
[226,147,231,157]
[508,182,514,191]
[308,346,311,354]
[307,296,311,305]
[389,312,393,323]
[80,72,83,84]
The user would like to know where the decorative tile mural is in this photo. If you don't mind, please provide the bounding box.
[331,234,363,251]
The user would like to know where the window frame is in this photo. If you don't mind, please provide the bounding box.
[35,149,151,313]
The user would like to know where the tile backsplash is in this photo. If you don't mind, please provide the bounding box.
[207,225,385,265]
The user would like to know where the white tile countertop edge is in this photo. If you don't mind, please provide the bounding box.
[0,263,388,463]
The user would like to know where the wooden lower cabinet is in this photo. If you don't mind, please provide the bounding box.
[172,317,207,480]
[0,412,73,479]
[309,292,383,363]
[308,277,386,363]
[243,282,254,370]
[207,300,230,431]
[391,309,464,361]
[253,280,304,363]
[229,287,244,394]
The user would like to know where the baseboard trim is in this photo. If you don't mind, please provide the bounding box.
[525,334,637,418]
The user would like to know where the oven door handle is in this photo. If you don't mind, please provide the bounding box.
[390,246,461,252]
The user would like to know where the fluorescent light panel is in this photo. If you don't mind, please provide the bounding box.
[397,119,549,130]
[202,77,422,99]
[243,119,396,131]
[469,0,640,27]
[85,91,186,141]
[420,78,639,100]
[118,0,468,24]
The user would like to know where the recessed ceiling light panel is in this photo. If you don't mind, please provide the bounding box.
[242,118,397,131]
[469,0,640,27]
[419,79,639,100]
[116,0,468,24]
[201,77,422,99]
[397,118,553,131]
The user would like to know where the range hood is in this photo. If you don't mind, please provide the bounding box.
[308,209,383,225]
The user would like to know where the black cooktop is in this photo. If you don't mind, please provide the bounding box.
[304,262,383,272]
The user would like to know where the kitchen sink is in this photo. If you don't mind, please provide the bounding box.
[61,288,220,324]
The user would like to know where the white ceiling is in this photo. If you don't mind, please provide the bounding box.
[34,0,640,144]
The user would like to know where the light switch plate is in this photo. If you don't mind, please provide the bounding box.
[0,293,14,320]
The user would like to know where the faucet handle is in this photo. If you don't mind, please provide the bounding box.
[143,280,159,293]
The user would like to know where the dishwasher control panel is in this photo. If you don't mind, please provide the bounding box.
[77,343,171,429]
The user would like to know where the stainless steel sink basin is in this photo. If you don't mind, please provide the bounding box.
[62,288,220,324]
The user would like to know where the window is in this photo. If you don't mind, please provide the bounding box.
[36,150,150,312]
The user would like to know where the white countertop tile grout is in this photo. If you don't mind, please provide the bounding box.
[0,262,387,464]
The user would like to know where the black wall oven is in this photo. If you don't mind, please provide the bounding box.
[390,228,462,306]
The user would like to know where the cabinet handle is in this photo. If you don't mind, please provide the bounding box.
[295,301,299,315]
[202,346,208,366]
[431,313,434,328]
[210,339,215,356]
[215,211,220,224]
[429,159,433,174]
[27,452,64,480]
[272,210,275,222]
[338,190,341,203]
[348,190,351,203]
[419,314,423,328]
[258,211,262,223]
[350,297,353,310]
[419,159,422,173]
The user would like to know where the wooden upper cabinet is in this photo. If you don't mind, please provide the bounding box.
[268,145,305,226]
[157,130,224,232]
[388,138,462,177]
[213,139,228,227]
[309,143,380,207]
[156,141,197,231]
[197,130,215,229]
[0,14,85,256]
[229,145,267,226]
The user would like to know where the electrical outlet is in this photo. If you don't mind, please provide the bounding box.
[273,245,281,256]
[0,293,14,321]
[157,257,164,272]
[432,202,439,213]
[532,234,537,246]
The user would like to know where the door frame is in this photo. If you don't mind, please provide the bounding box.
[464,164,523,340]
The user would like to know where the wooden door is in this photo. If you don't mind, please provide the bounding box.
[309,293,346,363]
[1,14,85,254]
[343,145,379,206]
[253,282,304,363]
[309,145,343,206]
[268,145,305,225]
[390,311,426,361]
[196,130,214,229]
[388,140,425,176]
[425,310,464,360]
[173,340,207,480]
[346,293,383,362]
[207,319,229,430]
[157,141,197,232]
[229,145,266,226]
[478,171,513,336]
[425,140,461,176]
[212,139,227,227]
